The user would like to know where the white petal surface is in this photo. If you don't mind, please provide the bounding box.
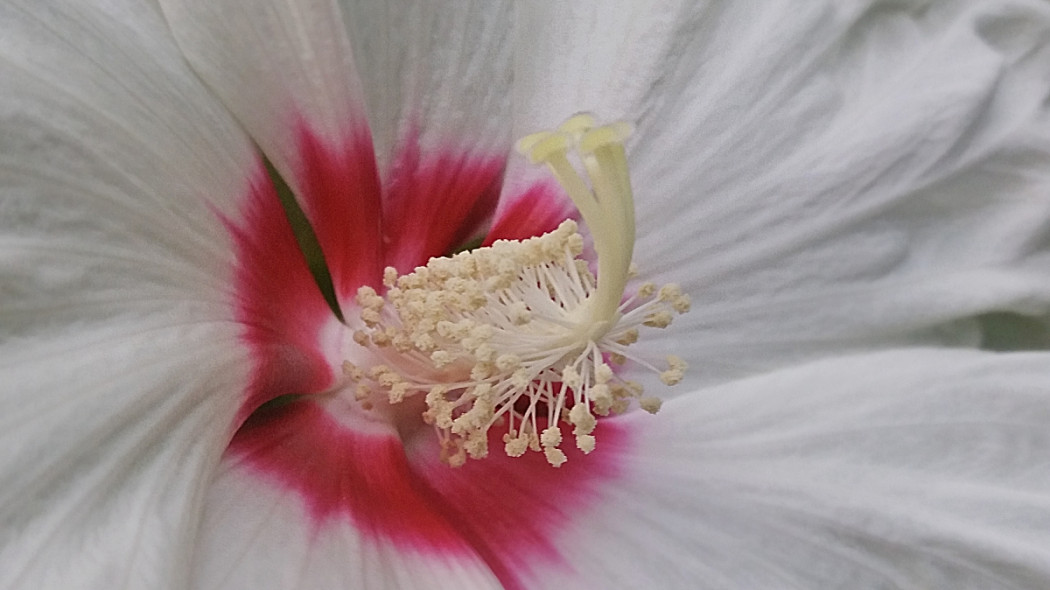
[338,1,515,173]
[0,323,246,590]
[511,0,684,134]
[537,348,1050,589]
[517,1,1050,388]
[496,1,686,213]
[0,0,254,587]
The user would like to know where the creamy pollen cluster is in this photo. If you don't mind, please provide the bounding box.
[345,114,690,467]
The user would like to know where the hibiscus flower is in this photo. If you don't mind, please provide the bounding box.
[5,1,1050,589]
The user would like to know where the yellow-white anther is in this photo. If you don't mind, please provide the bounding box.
[430,350,453,368]
[562,366,582,389]
[545,447,568,468]
[342,361,364,381]
[504,432,529,457]
[659,356,687,386]
[644,311,674,328]
[639,396,663,414]
[616,329,639,345]
[496,354,521,372]
[540,426,562,449]
[595,363,614,384]
[389,382,409,403]
[569,403,596,436]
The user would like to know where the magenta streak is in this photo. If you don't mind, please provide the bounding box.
[382,138,504,274]
[292,122,385,300]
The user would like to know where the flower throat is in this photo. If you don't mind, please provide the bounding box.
[347,114,689,467]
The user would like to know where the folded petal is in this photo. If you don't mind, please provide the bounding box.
[515,1,1050,388]
[532,348,1050,589]
[0,0,260,587]
[0,3,253,330]
[160,0,385,298]
[191,399,505,590]
[158,0,368,154]
[227,162,347,418]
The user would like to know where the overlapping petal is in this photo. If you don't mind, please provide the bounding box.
[533,348,1050,589]
[157,0,369,154]
[160,0,385,300]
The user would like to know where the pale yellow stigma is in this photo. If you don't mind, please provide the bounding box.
[349,114,689,467]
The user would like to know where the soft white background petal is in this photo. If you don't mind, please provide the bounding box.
[515,1,1050,389]
[0,1,255,587]
[537,348,1050,589]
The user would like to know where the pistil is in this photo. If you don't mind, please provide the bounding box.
[348,114,689,467]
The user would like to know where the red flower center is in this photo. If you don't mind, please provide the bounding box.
[222,120,631,588]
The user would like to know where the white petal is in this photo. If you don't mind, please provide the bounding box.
[511,1,684,134]
[0,1,254,587]
[157,0,393,303]
[493,1,686,219]
[539,348,1050,589]
[0,1,254,330]
[158,0,368,162]
[338,1,515,172]
[526,1,1050,387]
